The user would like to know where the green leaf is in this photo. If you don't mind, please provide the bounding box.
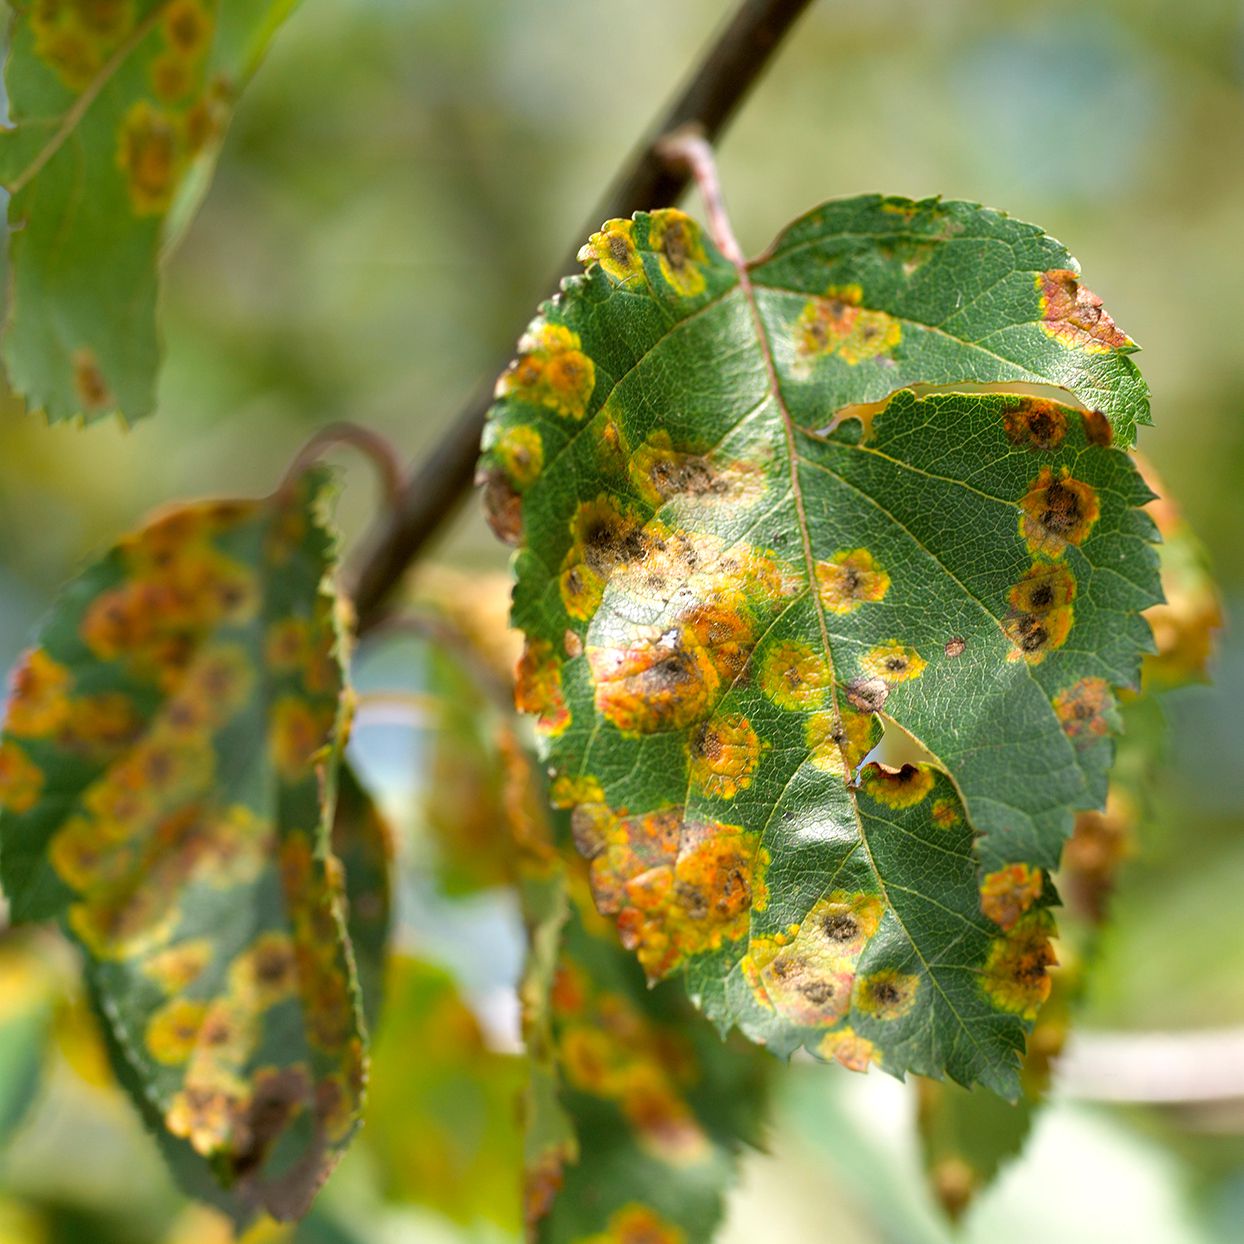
[480,200,1161,1096]
[332,762,394,1034]
[359,955,526,1231]
[0,0,300,423]
[0,468,364,1221]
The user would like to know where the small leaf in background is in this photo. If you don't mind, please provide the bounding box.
[482,200,1161,1096]
[359,956,525,1232]
[0,468,364,1222]
[0,0,302,423]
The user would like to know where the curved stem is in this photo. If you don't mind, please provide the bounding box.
[347,0,817,632]
[280,421,404,506]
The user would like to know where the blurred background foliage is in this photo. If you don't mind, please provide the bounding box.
[0,0,1241,1240]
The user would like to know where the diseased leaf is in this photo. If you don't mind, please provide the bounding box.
[0,0,300,423]
[0,469,364,1222]
[531,877,768,1244]
[332,762,394,1033]
[481,200,1161,1096]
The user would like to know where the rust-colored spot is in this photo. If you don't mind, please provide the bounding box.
[145,997,207,1066]
[1053,677,1111,739]
[558,496,647,621]
[1002,398,1068,451]
[164,0,211,56]
[861,640,926,684]
[687,712,761,799]
[1003,560,1076,664]
[588,627,719,736]
[117,100,186,216]
[980,863,1044,930]
[1037,269,1132,353]
[759,639,831,710]
[492,423,544,488]
[861,762,934,809]
[981,909,1056,1019]
[854,968,919,1020]
[72,348,113,412]
[514,638,571,735]
[588,806,766,979]
[944,636,966,658]
[795,285,902,366]
[0,740,44,814]
[815,548,891,615]
[1018,466,1101,557]
[931,797,961,829]
[495,321,595,420]
[1062,790,1135,922]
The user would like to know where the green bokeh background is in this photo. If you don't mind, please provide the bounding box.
[0,1,1241,1241]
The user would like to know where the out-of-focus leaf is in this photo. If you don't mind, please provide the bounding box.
[0,935,59,1149]
[1135,454,1222,689]
[0,0,301,424]
[332,763,394,1033]
[0,469,363,1222]
[359,955,525,1232]
[481,201,1160,1096]
[531,876,768,1244]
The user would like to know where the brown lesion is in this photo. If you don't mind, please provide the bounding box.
[1003,559,1076,663]
[1002,398,1068,451]
[1037,269,1132,353]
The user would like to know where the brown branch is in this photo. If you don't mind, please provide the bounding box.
[347,0,817,632]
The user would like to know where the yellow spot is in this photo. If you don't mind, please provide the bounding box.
[687,713,761,799]
[559,496,645,621]
[265,617,310,671]
[269,696,332,782]
[648,209,708,297]
[980,864,1044,931]
[146,998,208,1066]
[818,1026,877,1072]
[550,773,605,810]
[117,100,187,216]
[49,815,131,891]
[496,321,595,420]
[492,424,544,488]
[744,891,885,1026]
[515,638,571,735]
[981,909,1056,1019]
[628,431,765,510]
[163,0,211,57]
[861,641,926,684]
[854,968,919,1020]
[931,798,961,829]
[578,218,645,286]
[759,639,830,710]
[815,548,891,615]
[69,887,177,961]
[228,932,298,1009]
[0,741,44,815]
[1018,466,1101,557]
[804,707,878,779]
[585,1203,686,1244]
[862,763,935,809]
[143,940,213,993]
[151,50,193,101]
[165,1081,248,1157]
[31,0,135,92]
[795,285,902,365]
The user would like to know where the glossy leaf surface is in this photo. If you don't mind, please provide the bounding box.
[0,0,299,423]
[0,469,363,1221]
[481,199,1161,1096]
